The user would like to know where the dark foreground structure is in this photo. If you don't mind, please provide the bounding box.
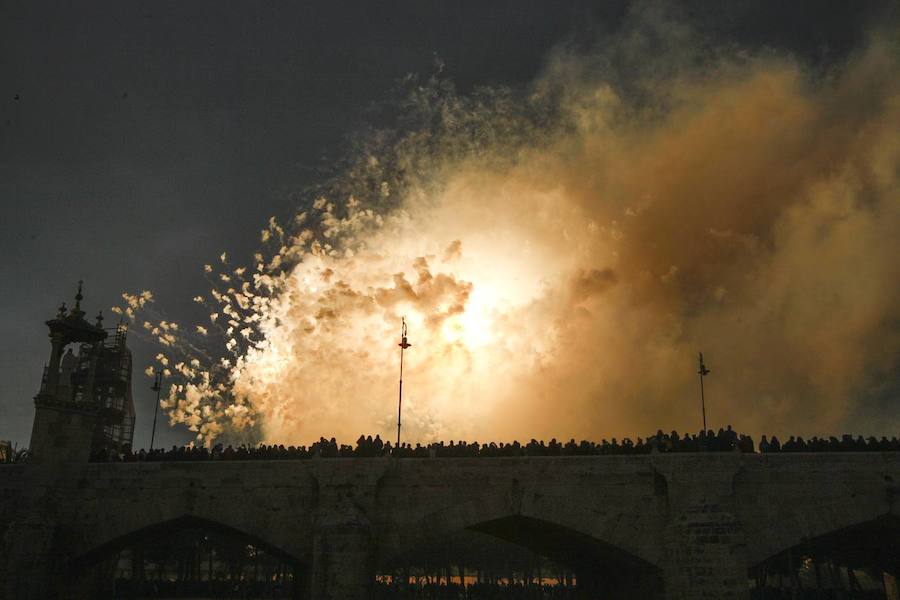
[3,451,900,599]
[2,290,899,599]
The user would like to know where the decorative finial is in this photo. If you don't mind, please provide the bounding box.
[698,352,710,377]
[399,317,411,350]
[67,280,86,319]
[95,310,104,328]
[57,302,67,318]
[74,280,84,311]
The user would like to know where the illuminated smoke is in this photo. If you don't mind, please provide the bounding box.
[118,23,900,446]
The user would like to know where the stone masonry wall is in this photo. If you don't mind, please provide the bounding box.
[1,453,898,600]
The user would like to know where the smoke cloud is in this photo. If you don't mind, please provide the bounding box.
[121,15,900,446]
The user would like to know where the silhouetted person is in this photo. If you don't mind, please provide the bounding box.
[725,425,738,450]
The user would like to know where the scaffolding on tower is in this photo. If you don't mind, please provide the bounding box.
[68,322,136,453]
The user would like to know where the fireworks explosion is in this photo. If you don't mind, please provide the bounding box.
[114,25,900,447]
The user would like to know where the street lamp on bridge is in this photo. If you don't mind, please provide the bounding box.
[396,317,412,450]
[698,352,710,433]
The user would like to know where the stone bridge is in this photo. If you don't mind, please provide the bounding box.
[2,452,898,599]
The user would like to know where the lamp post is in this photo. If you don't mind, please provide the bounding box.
[396,317,412,449]
[698,352,710,433]
[150,369,162,452]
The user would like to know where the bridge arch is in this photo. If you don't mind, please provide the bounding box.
[748,513,900,595]
[381,492,662,568]
[68,514,305,572]
[65,500,314,564]
[66,513,311,600]
[744,493,893,567]
[378,493,664,597]
[468,514,664,595]
[60,463,319,567]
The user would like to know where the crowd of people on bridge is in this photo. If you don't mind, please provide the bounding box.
[88,428,900,463]
[757,434,899,452]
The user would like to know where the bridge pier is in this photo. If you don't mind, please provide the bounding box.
[1,516,59,600]
[660,523,749,600]
[309,463,385,600]
[311,521,374,600]
[656,454,750,600]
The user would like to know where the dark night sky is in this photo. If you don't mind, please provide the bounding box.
[0,0,893,449]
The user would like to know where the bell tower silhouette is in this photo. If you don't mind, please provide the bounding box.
[29,282,135,462]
